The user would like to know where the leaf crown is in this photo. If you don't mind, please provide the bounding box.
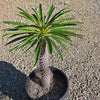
[2,4,84,66]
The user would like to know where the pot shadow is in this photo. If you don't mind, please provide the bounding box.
[0,61,29,100]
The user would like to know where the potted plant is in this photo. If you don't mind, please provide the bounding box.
[2,4,83,100]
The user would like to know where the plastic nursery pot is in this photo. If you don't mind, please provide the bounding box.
[26,67,69,100]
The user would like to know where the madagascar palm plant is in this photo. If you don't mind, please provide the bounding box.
[2,4,83,90]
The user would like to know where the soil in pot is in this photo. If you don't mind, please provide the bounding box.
[26,67,68,100]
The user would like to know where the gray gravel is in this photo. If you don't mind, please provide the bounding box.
[0,0,100,100]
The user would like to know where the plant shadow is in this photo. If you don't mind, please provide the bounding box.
[0,61,29,100]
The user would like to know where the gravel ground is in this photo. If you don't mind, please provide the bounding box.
[0,0,100,100]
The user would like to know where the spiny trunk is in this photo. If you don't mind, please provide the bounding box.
[39,39,53,90]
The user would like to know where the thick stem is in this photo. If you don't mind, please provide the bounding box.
[39,39,53,90]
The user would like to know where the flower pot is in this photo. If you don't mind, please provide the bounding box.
[26,67,69,100]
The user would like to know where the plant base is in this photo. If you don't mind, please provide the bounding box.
[26,67,69,100]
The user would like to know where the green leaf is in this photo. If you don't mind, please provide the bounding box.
[51,22,83,27]
[19,26,40,31]
[39,3,43,25]
[9,39,26,52]
[48,32,72,41]
[2,26,40,32]
[17,14,32,20]
[51,35,76,47]
[32,14,39,25]
[52,36,74,57]
[62,31,84,38]
[33,39,42,66]
[17,34,37,49]
[32,8,40,22]
[50,27,82,31]
[53,10,73,22]
[45,4,55,24]
[3,21,27,26]
[6,35,31,45]
[48,8,68,23]
[45,37,52,54]
[2,27,18,31]
[37,32,41,41]
[3,30,37,37]
[50,39,63,60]
[53,17,75,24]
[49,26,82,31]
[19,12,37,25]
[49,30,84,38]
[46,8,71,27]
[22,39,37,54]
[9,33,29,38]
[17,7,36,24]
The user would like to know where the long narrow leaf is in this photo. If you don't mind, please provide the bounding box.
[48,8,68,24]
[19,26,40,31]
[32,14,39,25]
[45,4,55,24]
[3,30,38,37]
[9,39,26,52]
[37,32,41,41]
[22,39,37,54]
[9,33,29,38]
[17,7,36,24]
[45,37,52,54]
[3,21,27,26]
[39,4,43,25]
[19,12,37,25]
[50,39,63,60]
[51,22,83,27]
[33,39,42,66]
[2,27,18,31]
[17,34,37,49]
[52,37,74,57]
[62,31,84,38]
[49,30,84,38]
[17,14,32,20]
[51,35,76,47]
[49,27,82,31]
[54,10,73,20]
[48,32,72,41]
[46,8,70,27]
[6,35,31,45]
[32,8,40,22]
[53,17,75,24]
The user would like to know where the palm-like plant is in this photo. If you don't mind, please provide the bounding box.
[2,4,83,90]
